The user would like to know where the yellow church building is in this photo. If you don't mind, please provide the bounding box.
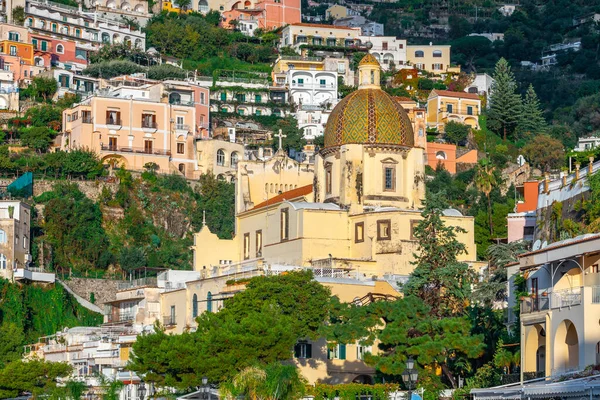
[193,54,478,278]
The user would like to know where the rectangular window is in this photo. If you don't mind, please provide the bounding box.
[377,220,391,241]
[523,226,534,236]
[236,93,246,102]
[244,233,250,260]
[592,264,599,274]
[355,222,364,243]
[144,140,153,154]
[294,341,312,359]
[169,305,176,325]
[320,79,326,87]
[9,46,16,56]
[75,29,81,38]
[41,41,47,51]
[82,111,92,123]
[177,143,184,154]
[200,92,205,104]
[531,277,538,311]
[297,78,304,86]
[255,94,262,103]
[383,166,395,191]
[255,109,261,116]
[32,39,38,49]
[446,104,453,113]
[220,92,226,101]
[382,41,388,50]
[141,113,156,128]
[256,230,262,257]
[106,110,121,125]
[357,344,371,360]
[467,105,474,115]
[328,344,346,360]
[108,137,117,150]
[280,208,289,241]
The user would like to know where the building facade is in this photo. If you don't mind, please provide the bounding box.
[360,36,407,70]
[406,44,452,73]
[426,89,481,132]
[0,201,30,280]
[279,23,361,50]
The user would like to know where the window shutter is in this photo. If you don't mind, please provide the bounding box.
[294,344,300,358]
[339,344,346,360]
[306,343,312,359]
[432,64,434,70]
[327,347,332,360]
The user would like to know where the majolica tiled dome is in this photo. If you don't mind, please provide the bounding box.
[323,88,414,148]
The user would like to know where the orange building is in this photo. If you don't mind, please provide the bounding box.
[516,181,539,213]
[426,142,478,174]
[0,40,34,66]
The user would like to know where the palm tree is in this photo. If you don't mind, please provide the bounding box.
[475,158,497,236]
[225,366,266,400]
[222,363,306,400]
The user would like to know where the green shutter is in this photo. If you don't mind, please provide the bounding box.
[306,343,312,359]
[293,344,300,358]
[339,344,346,360]
[255,94,261,103]
[41,41,47,51]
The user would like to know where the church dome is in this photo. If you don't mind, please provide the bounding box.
[323,88,414,148]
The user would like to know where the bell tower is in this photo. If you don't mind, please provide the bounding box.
[358,54,381,89]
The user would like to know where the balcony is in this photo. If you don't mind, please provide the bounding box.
[290,83,335,89]
[520,287,582,314]
[163,315,176,326]
[100,144,171,157]
[117,277,157,290]
[438,107,479,118]
[118,311,135,322]
[175,124,189,134]
[82,116,93,124]
[106,118,122,128]
[142,121,158,132]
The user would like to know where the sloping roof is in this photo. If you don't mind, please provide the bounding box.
[432,89,480,100]
[251,185,313,211]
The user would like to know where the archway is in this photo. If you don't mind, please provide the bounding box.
[536,345,546,373]
[352,375,374,384]
[524,324,545,373]
[102,155,129,171]
[198,0,209,12]
[554,319,579,374]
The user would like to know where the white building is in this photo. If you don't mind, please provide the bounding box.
[0,68,18,111]
[468,32,504,42]
[333,16,384,37]
[574,136,600,152]
[360,35,407,70]
[287,68,337,108]
[465,73,494,98]
[296,105,330,140]
[23,0,146,51]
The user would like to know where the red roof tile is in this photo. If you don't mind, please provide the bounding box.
[251,184,313,211]
[432,90,480,100]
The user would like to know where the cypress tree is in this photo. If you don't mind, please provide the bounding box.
[488,58,523,140]
[518,84,547,138]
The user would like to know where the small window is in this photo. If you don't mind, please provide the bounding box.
[294,341,312,359]
[9,46,16,56]
[328,344,346,360]
[523,226,535,236]
[592,264,599,274]
[220,92,226,101]
[414,50,424,58]
[8,32,19,41]
[230,152,239,168]
[200,92,205,104]
[56,44,64,54]
[357,344,371,360]
[377,220,391,241]
[433,50,443,57]
[255,94,262,103]
[0,254,6,269]
[256,230,262,257]
[106,110,121,125]
[280,208,289,241]
[192,293,198,318]
[325,165,332,194]
[410,220,420,240]
[446,104,453,113]
[0,229,5,243]
[207,292,212,312]
[355,222,364,243]
[177,143,185,154]
[467,106,474,115]
[243,233,250,260]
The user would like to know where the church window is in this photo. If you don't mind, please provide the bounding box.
[355,222,364,243]
[256,230,262,257]
[377,220,391,241]
[0,254,6,269]
[216,149,225,166]
[243,233,250,260]
[410,220,420,240]
[370,70,374,84]
[325,165,332,194]
[383,166,395,191]
[280,208,289,241]
[192,294,198,318]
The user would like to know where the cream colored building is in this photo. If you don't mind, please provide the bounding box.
[0,200,31,280]
[406,44,452,74]
[325,5,357,20]
[196,137,245,183]
[511,233,600,381]
[279,23,361,50]
[426,89,481,132]
[61,80,210,178]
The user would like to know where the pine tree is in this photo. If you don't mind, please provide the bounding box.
[518,84,547,138]
[488,58,523,140]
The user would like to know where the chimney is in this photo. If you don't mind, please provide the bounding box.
[575,162,581,180]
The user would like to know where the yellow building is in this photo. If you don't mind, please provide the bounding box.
[406,44,452,74]
[426,89,481,132]
[325,4,353,20]
[161,0,193,13]
[196,137,245,183]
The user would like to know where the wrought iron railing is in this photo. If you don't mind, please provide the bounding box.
[100,144,171,156]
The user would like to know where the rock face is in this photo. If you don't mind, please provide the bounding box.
[62,277,125,306]
[0,179,119,201]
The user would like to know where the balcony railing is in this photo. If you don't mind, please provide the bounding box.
[163,315,176,326]
[521,287,582,314]
[106,118,122,126]
[141,121,158,129]
[82,116,93,124]
[119,312,135,322]
[100,144,171,156]
[438,107,479,116]
[175,124,189,131]
[291,83,335,89]
[117,277,157,290]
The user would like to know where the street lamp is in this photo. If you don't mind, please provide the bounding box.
[401,357,418,400]
[201,377,209,400]
[138,383,146,400]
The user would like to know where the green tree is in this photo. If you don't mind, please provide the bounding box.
[0,359,72,398]
[174,0,191,11]
[444,121,470,144]
[522,135,564,171]
[31,76,58,102]
[474,158,497,236]
[20,127,55,153]
[517,84,547,138]
[83,60,145,79]
[147,64,187,80]
[12,7,25,25]
[0,323,24,368]
[223,363,307,400]
[487,58,522,140]
[403,193,478,317]
[25,104,62,129]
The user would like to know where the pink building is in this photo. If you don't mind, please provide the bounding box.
[30,33,88,71]
[222,0,301,32]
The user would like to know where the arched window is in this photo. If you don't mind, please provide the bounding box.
[433,50,443,57]
[217,174,226,181]
[436,151,447,160]
[51,23,57,32]
[169,92,181,105]
[207,292,212,312]
[178,163,185,174]
[230,177,236,184]
[0,254,6,269]
[198,0,209,12]
[34,57,44,67]
[0,229,5,244]
[414,50,424,58]
[370,70,374,84]
[192,294,198,318]
[102,32,110,43]
[26,18,33,27]
[230,152,239,168]
[56,44,64,54]
[216,149,225,166]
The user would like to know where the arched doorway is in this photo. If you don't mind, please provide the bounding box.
[554,319,579,373]
[524,324,545,374]
[352,375,374,384]
[536,345,546,373]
